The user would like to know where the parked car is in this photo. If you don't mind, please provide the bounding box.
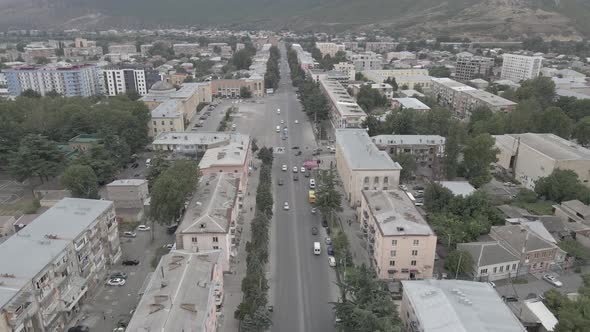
[325,237,332,245]
[293,175,299,181]
[322,217,328,228]
[413,185,424,190]
[292,166,298,173]
[107,278,126,286]
[278,179,284,186]
[283,202,290,210]
[137,225,151,231]
[312,227,318,235]
[164,244,174,250]
[311,207,317,214]
[300,167,306,173]
[282,164,287,171]
[326,245,334,256]
[295,120,299,124]
[68,326,89,332]
[131,163,139,169]
[122,231,136,238]
[543,274,563,287]
[328,256,336,267]
[110,272,128,279]
[295,151,302,156]
[502,295,518,302]
[122,259,139,266]
[399,184,408,191]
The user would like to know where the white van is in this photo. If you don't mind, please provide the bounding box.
[309,179,316,189]
[314,242,321,255]
[276,126,281,133]
[145,158,151,167]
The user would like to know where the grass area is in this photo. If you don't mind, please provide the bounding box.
[151,246,169,268]
[0,199,40,216]
[513,200,555,215]
[512,278,528,284]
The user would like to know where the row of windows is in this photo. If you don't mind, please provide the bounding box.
[154,120,175,126]
[389,249,419,257]
[480,263,517,275]
[191,236,219,243]
[389,260,417,266]
[391,239,420,246]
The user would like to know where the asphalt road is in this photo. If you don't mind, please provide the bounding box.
[231,44,339,332]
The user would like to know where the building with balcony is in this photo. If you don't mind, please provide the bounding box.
[333,62,356,81]
[400,279,527,332]
[454,54,494,81]
[173,43,202,56]
[319,77,367,129]
[360,190,436,280]
[23,45,56,63]
[362,69,432,91]
[175,173,241,272]
[365,42,399,53]
[0,198,120,332]
[371,135,445,167]
[126,251,223,332]
[101,65,160,96]
[107,44,137,56]
[335,129,401,207]
[501,54,543,83]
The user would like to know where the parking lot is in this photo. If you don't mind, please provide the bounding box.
[69,224,175,332]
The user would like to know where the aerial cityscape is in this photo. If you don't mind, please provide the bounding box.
[0,1,590,332]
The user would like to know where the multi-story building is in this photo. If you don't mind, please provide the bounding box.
[210,75,265,98]
[553,200,590,226]
[173,43,201,56]
[371,135,445,167]
[101,66,159,96]
[315,42,345,57]
[349,83,393,99]
[139,44,153,57]
[149,99,185,137]
[350,51,382,71]
[291,43,315,70]
[360,190,436,280]
[362,69,431,90]
[319,77,367,129]
[175,173,241,271]
[125,251,223,332]
[308,69,350,86]
[151,131,250,156]
[335,129,401,207]
[386,51,416,62]
[0,198,121,332]
[106,179,149,221]
[390,98,431,111]
[501,54,543,82]
[457,241,521,281]
[494,133,590,189]
[400,280,527,332]
[455,54,494,81]
[199,140,252,190]
[431,78,516,119]
[63,38,102,59]
[333,62,356,81]
[142,81,212,124]
[365,42,399,53]
[23,45,56,63]
[4,63,102,97]
[107,44,137,56]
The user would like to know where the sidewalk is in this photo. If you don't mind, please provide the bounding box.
[219,159,260,332]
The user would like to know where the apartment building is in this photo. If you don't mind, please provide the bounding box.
[148,99,185,137]
[106,179,149,221]
[455,54,494,81]
[371,135,445,167]
[494,133,590,189]
[335,129,401,207]
[4,63,102,97]
[210,75,265,98]
[501,54,543,82]
[139,44,153,57]
[142,81,212,122]
[316,42,345,57]
[63,39,102,59]
[173,43,202,56]
[126,251,223,332]
[457,241,521,281]
[360,190,436,280]
[308,69,350,85]
[401,280,526,332]
[350,83,393,99]
[386,51,416,62]
[333,62,356,81]
[350,51,382,71]
[319,77,367,129]
[107,44,137,56]
[291,43,315,70]
[199,140,252,190]
[390,98,431,111]
[0,198,121,332]
[23,45,56,63]
[431,77,516,119]
[365,42,399,53]
[101,66,158,96]
[362,69,432,91]
[152,131,250,156]
[175,173,241,271]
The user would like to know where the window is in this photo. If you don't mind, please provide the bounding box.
[383,177,389,184]
[213,246,219,250]
[480,268,488,274]
[391,240,397,246]
[389,260,395,266]
[411,260,417,266]
[161,120,165,125]
[170,121,173,125]
[512,263,517,270]
[493,267,497,273]
[499,266,503,272]
[213,237,219,243]
[364,177,369,184]
[506,264,510,271]
[390,250,396,257]
[401,268,409,273]
[152,121,156,125]
[374,177,379,184]
[413,240,419,246]
[411,250,418,256]
[191,237,197,243]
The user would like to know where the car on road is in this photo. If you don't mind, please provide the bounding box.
[122,231,137,238]
[309,179,316,189]
[327,146,336,153]
[328,256,336,267]
[278,179,284,186]
[322,217,328,227]
[283,202,290,210]
[134,173,140,177]
[488,281,496,288]
[199,115,207,120]
[107,278,126,286]
[311,207,317,214]
[399,184,408,191]
[164,244,174,250]
[295,120,299,124]
[131,163,139,169]
[311,227,318,235]
[122,259,139,266]
[68,326,90,332]
[326,245,334,256]
[543,274,563,287]
[277,109,281,114]
[300,167,305,173]
[413,185,425,190]
[292,166,298,173]
[280,120,284,124]
[502,295,518,302]
[295,151,302,156]
[282,164,287,171]
[276,126,281,132]
[292,146,300,149]
[325,237,332,245]
[293,175,298,181]
[110,272,128,279]
[137,225,151,231]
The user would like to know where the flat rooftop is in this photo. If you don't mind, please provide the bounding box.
[177,173,240,234]
[372,135,445,146]
[362,190,433,236]
[494,133,590,161]
[437,181,476,197]
[336,129,401,170]
[107,179,147,187]
[151,99,182,118]
[152,132,249,147]
[0,198,113,308]
[464,89,517,107]
[199,142,248,169]
[391,98,431,110]
[126,251,221,332]
[402,279,526,332]
[432,77,476,91]
[319,78,367,117]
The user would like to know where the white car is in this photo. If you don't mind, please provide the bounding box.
[277,109,281,114]
[292,166,298,173]
[328,256,336,267]
[280,120,284,124]
[282,164,287,171]
[399,184,408,191]
[283,202,290,210]
[295,120,299,124]
[137,225,151,231]
[543,274,563,287]
[309,179,316,189]
[300,167,305,173]
[107,278,126,286]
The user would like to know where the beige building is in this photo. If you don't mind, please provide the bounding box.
[175,173,241,272]
[142,81,212,126]
[333,62,356,81]
[362,68,428,83]
[107,44,137,56]
[335,129,401,207]
[199,141,252,190]
[494,133,590,189]
[148,99,185,137]
[173,43,202,56]
[372,135,445,167]
[360,190,436,280]
[23,45,56,63]
[315,42,345,57]
[151,132,250,156]
[457,241,521,281]
[319,77,367,128]
[350,51,383,71]
[455,54,494,81]
[126,251,223,332]
[210,75,265,98]
[0,198,121,332]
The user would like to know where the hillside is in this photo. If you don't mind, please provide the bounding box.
[0,0,588,39]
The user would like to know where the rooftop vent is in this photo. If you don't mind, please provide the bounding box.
[397,227,405,232]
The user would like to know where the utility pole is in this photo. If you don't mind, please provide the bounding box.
[455,251,463,280]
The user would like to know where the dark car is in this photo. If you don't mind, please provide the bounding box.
[292,146,300,150]
[131,163,139,169]
[295,151,302,156]
[293,176,298,181]
[413,185,425,190]
[322,217,328,228]
[304,172,310,178]
[312,227,318,235]
[122,259,139,266]
[327,245,334,256]
[68,326,89,332]
[502,295,518,302]
[110,272,128,279]
[278,179,284,186]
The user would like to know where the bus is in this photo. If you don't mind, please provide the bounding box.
[308,190,316,204]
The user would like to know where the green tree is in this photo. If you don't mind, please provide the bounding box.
[462,133,498,187]
[148,42,174,59]
[395,153,417,182]
[444,122,466,179]
[231,48,254,70]
[535,169,590,204]
[213,45,222,54]
[516,76,556,107]
[424,183,454,213]
[240,86,252,98]
[9,134,64,184]
[356,84,389,112]
[384,77,398,91]
[74,145,118,185]
[445,250,474,276]
[35,57,50,65]
[573,116,590,147]
[315,169,342,219]
[428,66,451,78]
[61,164,99,199]
[536,106,573,138]
[20,89,42,98]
